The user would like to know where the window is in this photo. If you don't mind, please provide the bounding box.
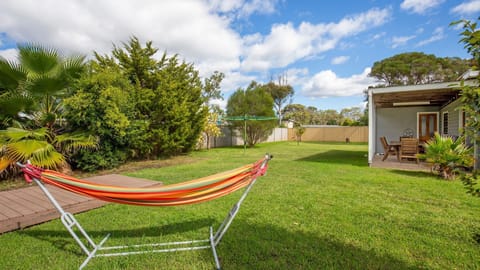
[459,110,466,135]
[442,112,448,135]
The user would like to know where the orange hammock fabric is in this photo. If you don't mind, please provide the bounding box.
[20,157,270,207]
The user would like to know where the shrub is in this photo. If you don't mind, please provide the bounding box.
[419,133,473,180]
[72,142,127,172]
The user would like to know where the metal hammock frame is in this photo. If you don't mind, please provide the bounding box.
[17,154,272,270]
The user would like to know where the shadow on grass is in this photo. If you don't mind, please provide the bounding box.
[295,150,368,167]
[19,218,215,255]
[19,218,415,269]
[388,169,434,179]
[219,220,417,270]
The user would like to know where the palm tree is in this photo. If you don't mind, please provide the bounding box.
[0,44,85,127]
[0,45,96,177]
[0,55,33,129]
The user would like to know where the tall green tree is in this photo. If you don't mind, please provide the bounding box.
[202,71,224,107]
[66,37,208,169]
[111,36,158,89]
[150,55,207,155]
[226,81,276,147]
[340,107,365,126]
[200,72,225,150]
[264,81,294,126]
[111,38,207,156]
[319,109,342,125]
[369,52,471,86]
[283,104,310,125]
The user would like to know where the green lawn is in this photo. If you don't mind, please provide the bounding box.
[1,142,479,269]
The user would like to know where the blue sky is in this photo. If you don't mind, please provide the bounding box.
[0,0,479,111]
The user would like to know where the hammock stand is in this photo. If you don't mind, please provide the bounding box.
[18,154,272,270]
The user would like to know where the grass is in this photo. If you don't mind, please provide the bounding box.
[1,141,480,269]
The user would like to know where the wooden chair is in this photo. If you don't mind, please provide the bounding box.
[380,136,398,161]
[399,138,419,163]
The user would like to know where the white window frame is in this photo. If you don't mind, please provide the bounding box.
[442,111,449,135]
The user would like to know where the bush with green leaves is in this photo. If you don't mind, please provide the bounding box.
[64,37,212,170]
[226,81,276,147]
[418,133,473,180]
[63,64,146,170]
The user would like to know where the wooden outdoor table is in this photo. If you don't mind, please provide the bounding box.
[390,141,401,161]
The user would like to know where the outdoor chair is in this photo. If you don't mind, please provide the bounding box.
[380,136,398,161]
[399,137,419,163]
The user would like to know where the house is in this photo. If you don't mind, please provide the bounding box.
[367,79,477,166]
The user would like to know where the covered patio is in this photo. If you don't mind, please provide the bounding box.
[369,154,431,172]
[366,80,475,168]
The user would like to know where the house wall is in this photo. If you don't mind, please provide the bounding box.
[375,106,440,153]
[439,99,462,137]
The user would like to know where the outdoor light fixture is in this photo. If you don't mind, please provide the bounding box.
[393,101,430,106]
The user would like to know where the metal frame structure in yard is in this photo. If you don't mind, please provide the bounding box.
[17,155,271,270]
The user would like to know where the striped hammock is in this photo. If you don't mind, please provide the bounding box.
[20,156,270,207]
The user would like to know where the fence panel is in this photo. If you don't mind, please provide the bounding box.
[202,126,366,149]
[288,126,368,142]
[202,127,288,149]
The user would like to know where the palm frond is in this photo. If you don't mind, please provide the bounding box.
[30,150,65,169]
[4,139,65,169]
[55,132,98,153]
[62,55,86,79]
[0,127,48,142]
[0,156,14,172]
[4,139,53,161]
[0,91,35,116]
[28,74,68,97]
[0,57,27,90]
[18,44,60,75]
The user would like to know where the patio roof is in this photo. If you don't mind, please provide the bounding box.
[370,81,462,108]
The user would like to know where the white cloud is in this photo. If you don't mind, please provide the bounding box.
[365,32,385,45]
[241,22,316,71]
[391,35,416,48]
[451,0,480,15]
[241,7,391,71]
[219,71,257,93]
[416,27,445,47]
[301,68,376,97]
[0,48,18,62]
[400,0,445,14]
[207,0,279,18]
[331,56,350,65]
[207,0,243,13]
[0,0,243,67]
[284,68,309,86]
[372,32,386,40]
[209,98,228,110]
[238,0,278,17]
